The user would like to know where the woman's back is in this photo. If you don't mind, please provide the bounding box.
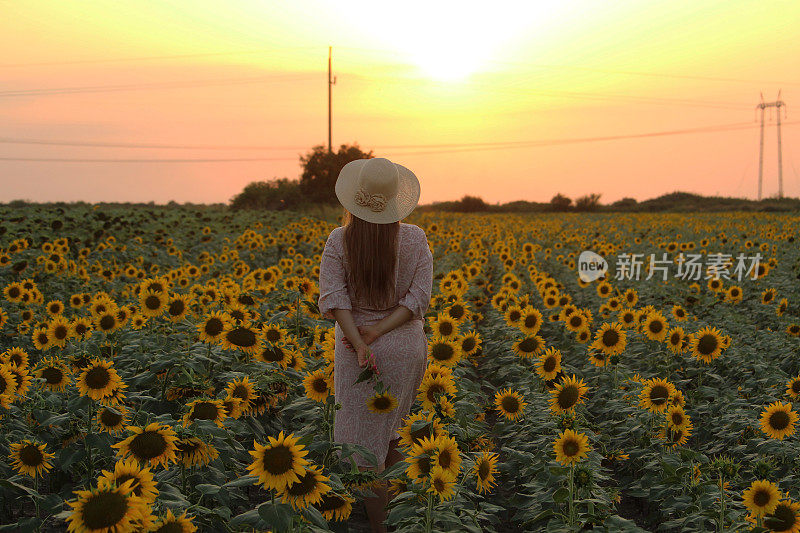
[319,222,432,325]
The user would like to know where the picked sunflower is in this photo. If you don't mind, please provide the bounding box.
[367,392,398,414]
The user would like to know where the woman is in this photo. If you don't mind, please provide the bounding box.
[318,157,433,532]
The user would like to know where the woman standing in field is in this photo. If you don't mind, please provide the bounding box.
[318,157,433,533]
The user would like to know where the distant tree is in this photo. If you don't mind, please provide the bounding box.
[611,197,638,209]
[574,193,602,212]
[299,144,375,204]
[550,193,572,212]
[230,177,304,210]
[453,195,489,212]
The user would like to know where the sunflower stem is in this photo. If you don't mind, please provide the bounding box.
[569,463,575,529]
[424,492,434,533]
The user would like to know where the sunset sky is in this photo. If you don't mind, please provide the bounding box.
[1,0,799,205]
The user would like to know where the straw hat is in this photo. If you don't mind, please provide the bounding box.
[335,157,420,224]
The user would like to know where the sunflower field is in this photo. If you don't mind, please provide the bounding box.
[1,204,799,532]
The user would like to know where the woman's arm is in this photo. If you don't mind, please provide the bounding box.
[374,305,413,337]
[332,308,373,368]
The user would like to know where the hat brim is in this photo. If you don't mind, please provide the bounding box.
[335,159,420,224]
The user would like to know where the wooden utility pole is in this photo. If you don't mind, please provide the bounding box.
[328,46,336,153]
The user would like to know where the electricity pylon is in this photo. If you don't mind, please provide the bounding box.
[756,91,787,200]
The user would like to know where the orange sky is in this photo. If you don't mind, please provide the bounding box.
[1,0,799,204]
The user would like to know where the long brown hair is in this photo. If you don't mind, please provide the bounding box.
[342,209,399,309]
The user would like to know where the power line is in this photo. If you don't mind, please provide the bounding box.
[3,120,796,163]
[0,120,757,150]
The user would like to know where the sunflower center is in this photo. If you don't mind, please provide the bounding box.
[509,311,521,322]
[20,444,43,466]
[557,386,579,410]
[373,395,391,411]
[518,338,538,353]
[753,489,772,507]
[562,440,579,457]
[144,296,161,310]
[438,322,453,336]
[426,384,445,402]
[438,449,452,469]
[79,490,129,530]
[698,334,718,355]
[168,301,185,316]
[204,318,223,336]
[792,381,800,394]
[286,469,317,496]
[227,327,257,348]
[433,477,445,492]
[543,357,556,373]
[85,367,111,389]
[42,367,63,384]
[462,338,476,352]
[266,329,281,343]
[261,346,285,362]
[650,385,669,405]
[431,344,454,362]
[100,408,123,427]
[54,325,68,339]
[417,457,432,476]
[501,396,520,413]
[570,316,582,328]
[524,315,539,328]
[769,411,790,431]
[648,321,664,334]
[99,315,115,331]
[768,503,795,530]
[263,445,294,475]
[602,329,619,347]
[478,461,490,479]
[129,431,168,460]
[312,378,328,394]
[671,412,684,425]
[191,402,220,421]
[670,333,681,345]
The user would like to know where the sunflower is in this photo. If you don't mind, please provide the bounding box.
[222,397,245,419]
[303,369,332,403]
[0,364,17,408]
[279,463,332,510]
[93,310,120,334]
[429,313,460,340]
[96,405,130,434]
[261,323,289,346]
[367,392,398,414]
[196,312,231,344]
[247,431,310,491]
[536,347,562,381]
[494,388,526,421]
[405,436,439,482]
[312,492,355,522]
[31,326,53,351]
[786,377,800,399]
[763,499,800,533]
[219,323,262,355]
[588,350,608,368]
[176,436,219,468]
[759,401,798,440]
[417,374,457,411]
[564,311,588,332]
[2,347,29,368]
[77,358,123,401]
[66,478,150,533]
[639,378,677,413]
[8,440,54,478]
[427,465,457,501]
[553,429,591,466]
[549,375,589,415]
[458,330,482,357]
[148,509,198,533]
[591,322,627,355]
[166,294,192,322]
[665,405,690,430]
[255,344,292,368]
[511,334,545,359]
[761,289,777,305]
[742,480,782,517]
[473,451,499,494]
[34,356,71,392]
[618,308,638,328]
[139,289,167,318]
[111,422,180,469]
[70,317,93,340]
[431,435,461,477]
[642,312,669,342]
[398,411,445,450]
[664,419,693,448]
[596,281,613,298]
[665,327,686,353]
[575,328,591,344]
[98,457,159,504]
[46,316,72,347]
[689,326,725,364]
[777,298,788,317]
[427,336,462,367]
[788,324,800,338]
[225,376,257,414]
[182,398,228,427]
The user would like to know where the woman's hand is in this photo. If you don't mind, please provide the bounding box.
[355,342,372,369]
[357,324,381,345]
